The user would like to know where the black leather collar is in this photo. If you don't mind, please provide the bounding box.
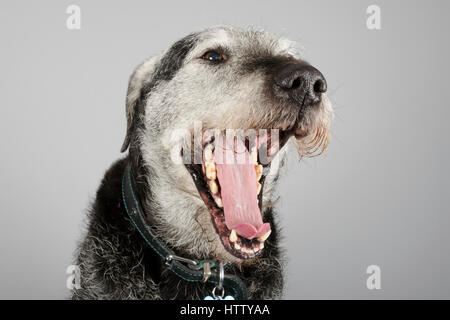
[121,162,247,299]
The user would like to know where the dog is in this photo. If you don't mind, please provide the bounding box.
[72,26,332,300]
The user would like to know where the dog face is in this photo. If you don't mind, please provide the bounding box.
[122,26,332,265]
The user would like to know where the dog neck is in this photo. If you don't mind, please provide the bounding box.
[122,160,248,299]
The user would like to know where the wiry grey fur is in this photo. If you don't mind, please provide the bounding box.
[72,26,331,300]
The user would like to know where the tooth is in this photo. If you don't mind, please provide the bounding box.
[204,145,213,161]
[251,147,258,164]
[258,230,271,242]
[256,182,262,195]
[209,180,218,194]
[255,164,263,181]
[253,247,259,253]
[205,161,216,180]
[259,242,264,250]
[234,243,241,250]
[215,197,223,208]
[229,229,238,243]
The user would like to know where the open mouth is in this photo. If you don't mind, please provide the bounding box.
[185,126,303,259]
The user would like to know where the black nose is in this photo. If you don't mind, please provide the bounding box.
[274,63,327,107]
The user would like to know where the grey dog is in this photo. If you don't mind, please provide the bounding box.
[72,26,332,300]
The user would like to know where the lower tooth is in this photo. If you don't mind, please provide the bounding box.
[234,243,241,250]
[229,229,238,243]
[258,230,271,242]
[215,197,223,208]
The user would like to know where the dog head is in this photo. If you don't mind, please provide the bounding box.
[121,26,332,265]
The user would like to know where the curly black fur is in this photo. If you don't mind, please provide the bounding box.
[72,158,284,300]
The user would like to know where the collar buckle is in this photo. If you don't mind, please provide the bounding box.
[165,254,199,267]
[202,261,212,283]
[165,255,215,284]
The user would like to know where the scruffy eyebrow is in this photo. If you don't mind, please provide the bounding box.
[186,29,231,61]
[151,33,199,83]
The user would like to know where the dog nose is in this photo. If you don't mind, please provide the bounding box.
[274,63,327,107]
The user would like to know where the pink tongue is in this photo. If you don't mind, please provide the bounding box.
[215,138,271,240]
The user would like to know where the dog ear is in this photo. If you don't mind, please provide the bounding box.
[121,55,161,152]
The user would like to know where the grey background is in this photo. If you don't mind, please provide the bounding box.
[0,0,449,299]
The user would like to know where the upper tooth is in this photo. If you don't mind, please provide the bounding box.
[229,229,238,243]
[204,146,213,161]
[255,164,263,181]
[205,161,216,180]
[256,182,262,195]
[251,147,258,164]
[258,230,271,242]
[215,197,223,208]
[209,180,218,194]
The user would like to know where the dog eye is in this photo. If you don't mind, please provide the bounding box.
[201,50,224,62]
